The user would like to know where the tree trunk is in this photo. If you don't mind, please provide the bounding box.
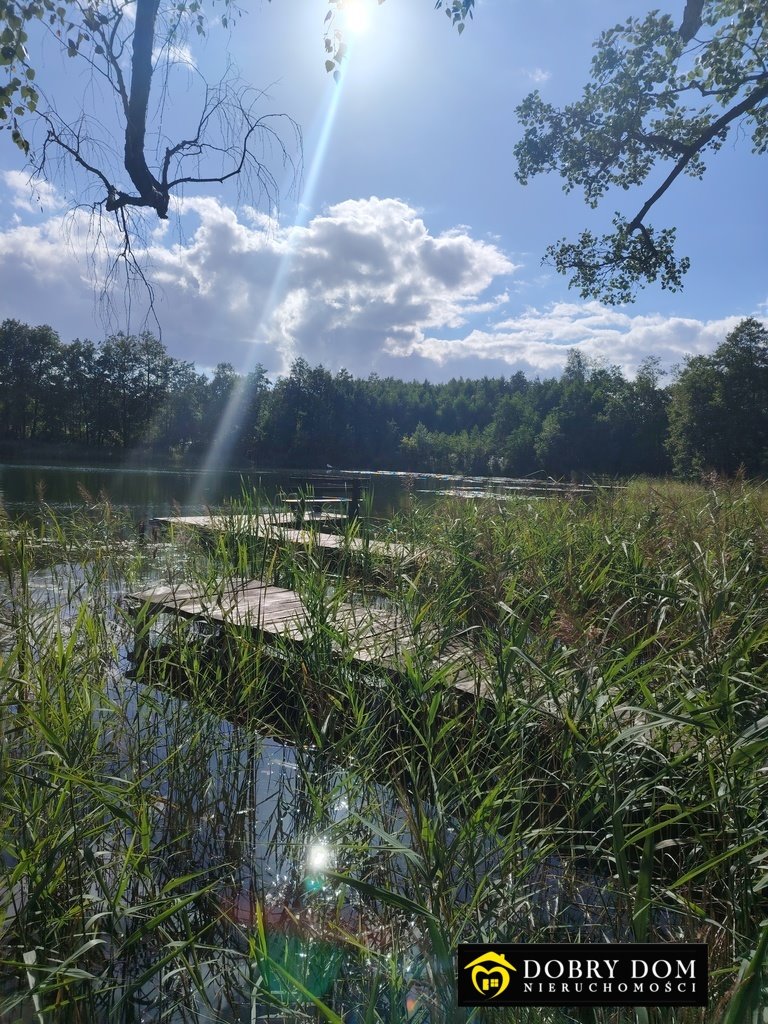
[125,0,168,216]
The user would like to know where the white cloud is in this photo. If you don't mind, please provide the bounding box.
[152,42,197,69]
[523,67,551,84]
[0,191,762,382]
[2,171,65,214]
[392,302,764,379]
[125,194,517,372]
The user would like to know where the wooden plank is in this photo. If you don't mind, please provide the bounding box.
[283,498,348,506]
[128,579,489,698]
[150,515,422,562]
[152,512,345,531]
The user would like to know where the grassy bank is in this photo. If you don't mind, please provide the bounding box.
[1,479,767,1022]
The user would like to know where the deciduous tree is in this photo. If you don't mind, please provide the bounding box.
[1,0,473,294]
[667,318,768,475]
[514,0,767,302]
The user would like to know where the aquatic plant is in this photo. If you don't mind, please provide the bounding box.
[1,479,767,1021]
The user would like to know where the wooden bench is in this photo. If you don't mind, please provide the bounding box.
[282,497,349,527]
[285,474,371,523]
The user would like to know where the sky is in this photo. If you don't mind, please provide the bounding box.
[0,0,765,384]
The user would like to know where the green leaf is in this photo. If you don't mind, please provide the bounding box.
[721,920,768,1024]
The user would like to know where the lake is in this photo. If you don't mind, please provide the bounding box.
[0,461,567,522]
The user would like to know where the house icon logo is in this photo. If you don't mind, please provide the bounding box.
[464,951,517,998]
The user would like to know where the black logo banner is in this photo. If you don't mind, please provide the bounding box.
[457,943,707,1007]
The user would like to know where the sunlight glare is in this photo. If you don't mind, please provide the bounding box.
[342,0,371,36]
[307,842,332,873]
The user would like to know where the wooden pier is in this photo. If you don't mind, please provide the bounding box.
[128,577,488,698]
[150,514,422,563]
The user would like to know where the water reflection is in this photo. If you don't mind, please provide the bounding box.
[1,554,368,1021]
[0,461,592,524]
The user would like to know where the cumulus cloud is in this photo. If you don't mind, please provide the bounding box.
[2,171,65,214]
[0,190,761,381]
[0,192,517,373]
[392,302,763,379]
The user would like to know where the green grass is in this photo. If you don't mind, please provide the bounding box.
[1,479,767,1022]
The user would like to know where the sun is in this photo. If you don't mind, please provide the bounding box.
[342,0,372,36]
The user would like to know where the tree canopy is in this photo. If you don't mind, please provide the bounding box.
[4,0,763,307]
[667,317,768,475]
[0,0,473,223]
[514,0,767,302]
[6,315,767,479]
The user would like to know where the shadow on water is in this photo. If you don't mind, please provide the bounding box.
[120,604,683,1024]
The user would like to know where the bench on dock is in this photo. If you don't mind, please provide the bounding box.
[285,474,371,523]
[282,496,349,527]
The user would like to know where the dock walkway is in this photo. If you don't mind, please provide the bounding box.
[128,577,488,698]
[151,514,421,562]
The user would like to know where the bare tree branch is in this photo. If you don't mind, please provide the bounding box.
[10,0,300,331]
[29,0,301,222]
[40,115,115,198]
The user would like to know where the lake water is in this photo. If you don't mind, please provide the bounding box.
[0,461,567,522]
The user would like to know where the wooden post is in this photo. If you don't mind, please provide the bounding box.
[348,480,361,522]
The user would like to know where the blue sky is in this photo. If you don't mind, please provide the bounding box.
[0,0,765,382]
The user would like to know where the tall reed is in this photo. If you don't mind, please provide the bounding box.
[1,479,767,1022]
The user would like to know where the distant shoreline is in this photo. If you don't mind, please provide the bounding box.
[0,441,250,473]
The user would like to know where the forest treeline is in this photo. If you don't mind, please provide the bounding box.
[1,317,766,478]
